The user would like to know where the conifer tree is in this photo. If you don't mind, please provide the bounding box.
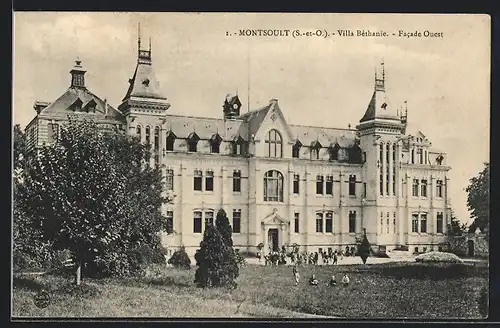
[358,228,371,265]
[215,209,233,247]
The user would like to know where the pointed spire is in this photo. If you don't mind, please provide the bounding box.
[137,23,141,55]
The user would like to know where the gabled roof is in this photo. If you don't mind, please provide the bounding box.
[238,103,272,137]
[39,86,123,120]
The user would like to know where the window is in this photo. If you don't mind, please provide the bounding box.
[292,141,301,158]
[316,212,324,233]
[349,211,356,233]
[188,140,197,152]
[392,174,396,195]
[386,144,390,195]
[194,170,203,191]
[136,125,142,139]
[325,212,333,233]
[165,169,174,191]
[420,214,427,233]
[311,141,321,160]
[265,129,282,158]
[48,123,59,143]
[193,211,202,233]
[412,179,419,197]
[316,175,324,195]
[411,148,415,164]
[349,175,356,196]
[329,145,339,161]
[414,247,418,254]
[233,136,246,155]
[145,126,151,144]
[424,150,428,164]
[210,135,221,153]
[380,217,384,233]
[393,218,396,233]
[154,127,160,166]
[233,170,241,192]
[379,144,384,195]
[233,210,241,233]
[421,180,428,197]
[392,144,396,161]
[205,170,214,191]
[436,180,443,198]
[412,214,419,233]
[293,174,300,194]
[264,170,284,202]
[418,148,423,164]
[205,211,214,227]
[294,212,299,233]
[166,132,175,151]
[437,212,443,234]
[325,175,333,195]
[166,211,173,233]
[363,183,367,198]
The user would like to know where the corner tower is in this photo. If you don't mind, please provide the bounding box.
[356,62,405,245]
[118,24,171,116]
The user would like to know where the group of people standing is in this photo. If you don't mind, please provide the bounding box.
[262,245,358,267]
[292,265,350,287]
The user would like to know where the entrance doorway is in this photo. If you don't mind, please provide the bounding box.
[468,240,475,257]
[268,229,279,252]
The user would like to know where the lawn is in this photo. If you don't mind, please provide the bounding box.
[12,261,488,319]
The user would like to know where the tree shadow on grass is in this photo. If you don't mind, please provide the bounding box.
[12,276,45,292]
[145,276,191,288]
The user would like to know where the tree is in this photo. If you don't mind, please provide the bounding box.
[466,162,490,233]
[358,229,371,264]
[19,118,167,284]
[447,216,467,236]
[13,124,26,180]
[215,209,233,247]
[194,225,238,288]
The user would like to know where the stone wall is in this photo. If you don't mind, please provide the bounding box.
[448,233,489,258]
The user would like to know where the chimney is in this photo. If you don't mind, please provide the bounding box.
[269,98,278,104]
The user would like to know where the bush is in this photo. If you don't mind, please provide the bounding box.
[415,251,464,264]
[378,262,487,280]
[168,247,191,270]
[234,250,247,267]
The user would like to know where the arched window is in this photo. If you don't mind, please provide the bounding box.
[264,170,284,202]
[265,129,282,158]
[292,140,302,158]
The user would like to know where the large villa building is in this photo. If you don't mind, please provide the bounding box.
[24,35,453,257]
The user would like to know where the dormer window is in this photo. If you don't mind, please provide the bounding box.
[292,140,302,158]
[310,141,322,160]
[71,98,83,111]
[233,136,246,155]
[187,132,199,152]
[142,78,150,86]
[83,99,97,113]
[210,133,222,154]
[329,143,340,161]
[165,130,176,151]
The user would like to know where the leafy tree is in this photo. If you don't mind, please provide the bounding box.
[13,124,26,175]
[19,118,167,284]
[358,228,371,264]
[194,225,238,288]
[466,162,490,233]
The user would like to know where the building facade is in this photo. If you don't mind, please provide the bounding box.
[25,37,453,257]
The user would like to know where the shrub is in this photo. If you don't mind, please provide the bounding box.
[234,250,247,267]
[415,251,464,264]
[358,232,371,264]
[168,247,191,270]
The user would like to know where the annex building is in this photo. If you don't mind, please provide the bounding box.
[24,36,453,257]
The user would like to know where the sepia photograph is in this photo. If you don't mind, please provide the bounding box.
[12,12,490,319]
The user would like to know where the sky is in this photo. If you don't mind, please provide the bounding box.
[13,12,490,225]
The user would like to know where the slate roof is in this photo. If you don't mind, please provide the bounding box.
[238,103,273,137]
[289,124,358,148]
[122,61,168,101]
[39,86,123,120]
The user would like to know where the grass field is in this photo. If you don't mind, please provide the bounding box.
[12,261,488,319]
